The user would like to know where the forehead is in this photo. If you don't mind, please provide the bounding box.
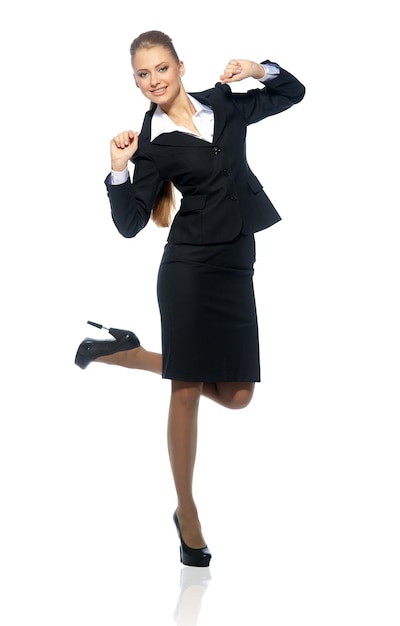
[132,46,177,70]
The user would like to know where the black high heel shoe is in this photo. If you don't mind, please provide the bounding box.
[75,321,140,369]
[173,511,212,567]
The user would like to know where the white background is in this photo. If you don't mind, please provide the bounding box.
[1,1,399,624]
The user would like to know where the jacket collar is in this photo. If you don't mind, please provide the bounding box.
[140,83,230,147]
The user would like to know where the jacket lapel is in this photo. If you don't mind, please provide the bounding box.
[192,83,229,144]
[140,83,229,147]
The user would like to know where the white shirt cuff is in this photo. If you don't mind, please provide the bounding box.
[110,168,129,185]
[259,62,280,82]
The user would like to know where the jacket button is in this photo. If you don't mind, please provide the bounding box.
[223,169,229,176]
[230,194,237,201]
[213,146,221,155]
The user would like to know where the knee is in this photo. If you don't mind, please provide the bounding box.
[219,383,254,409]
[230,388,254,410]
[171,381,203,409]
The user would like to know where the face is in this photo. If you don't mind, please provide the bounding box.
[132,45,185,108]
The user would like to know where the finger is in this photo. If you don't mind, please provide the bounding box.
[113,133,125,149]
[122,130,133,147]
[113,131,136,149]
[220,62,243,83]
[220,71,242,84]
[225,60,242,74]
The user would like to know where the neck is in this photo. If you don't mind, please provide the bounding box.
[160,90,195,118]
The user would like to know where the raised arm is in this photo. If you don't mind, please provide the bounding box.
[220,59,267,83]
[105,131,163,238]
[219,58,305,123]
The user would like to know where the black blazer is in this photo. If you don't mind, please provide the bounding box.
[106,63,305,245]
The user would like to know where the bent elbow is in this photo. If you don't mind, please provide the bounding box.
[296,83,306,103]
[112,215,145,239]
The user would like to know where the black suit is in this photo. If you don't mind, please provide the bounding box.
[105,62,305,382]
[106,63,305,245]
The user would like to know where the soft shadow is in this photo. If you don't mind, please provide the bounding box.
[173,566,212,625]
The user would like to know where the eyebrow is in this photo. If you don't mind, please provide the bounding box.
[135,61,169,72]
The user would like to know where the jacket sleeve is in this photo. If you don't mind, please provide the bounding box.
[230,62,305,125]
[104,153,163,238]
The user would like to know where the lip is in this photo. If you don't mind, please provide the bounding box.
[151,86,167,97]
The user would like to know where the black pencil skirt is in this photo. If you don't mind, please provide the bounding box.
[156,233,260,382]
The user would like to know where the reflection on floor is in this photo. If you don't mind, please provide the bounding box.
[173,566,212,626]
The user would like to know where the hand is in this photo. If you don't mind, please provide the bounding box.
[110,130,138,171]
[220,59,265,84]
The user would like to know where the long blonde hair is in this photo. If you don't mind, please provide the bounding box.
[130,31,178,228]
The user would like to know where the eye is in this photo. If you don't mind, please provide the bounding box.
[138,71,148,79]
[159,66,168,73]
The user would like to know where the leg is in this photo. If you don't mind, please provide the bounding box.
[94,345,162,375]
[168,380,207,549]
[168,380,254,551]
[202,381,255,409]
[97,348,254,409]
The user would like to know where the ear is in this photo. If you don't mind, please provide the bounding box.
[133,73,140,88]
[179,61,185,78]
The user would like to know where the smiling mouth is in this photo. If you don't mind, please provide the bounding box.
[151,87,167,96]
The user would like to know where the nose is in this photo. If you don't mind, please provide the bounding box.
[150,72,160,87]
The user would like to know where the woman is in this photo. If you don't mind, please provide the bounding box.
[75,30,305,567]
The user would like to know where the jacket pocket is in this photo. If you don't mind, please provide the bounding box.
[179,195,207,214]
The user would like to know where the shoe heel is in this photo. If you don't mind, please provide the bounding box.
[87,320,103,330]
[87,320,128,340]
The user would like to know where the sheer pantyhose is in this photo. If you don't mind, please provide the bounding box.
[97,346,254,548]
